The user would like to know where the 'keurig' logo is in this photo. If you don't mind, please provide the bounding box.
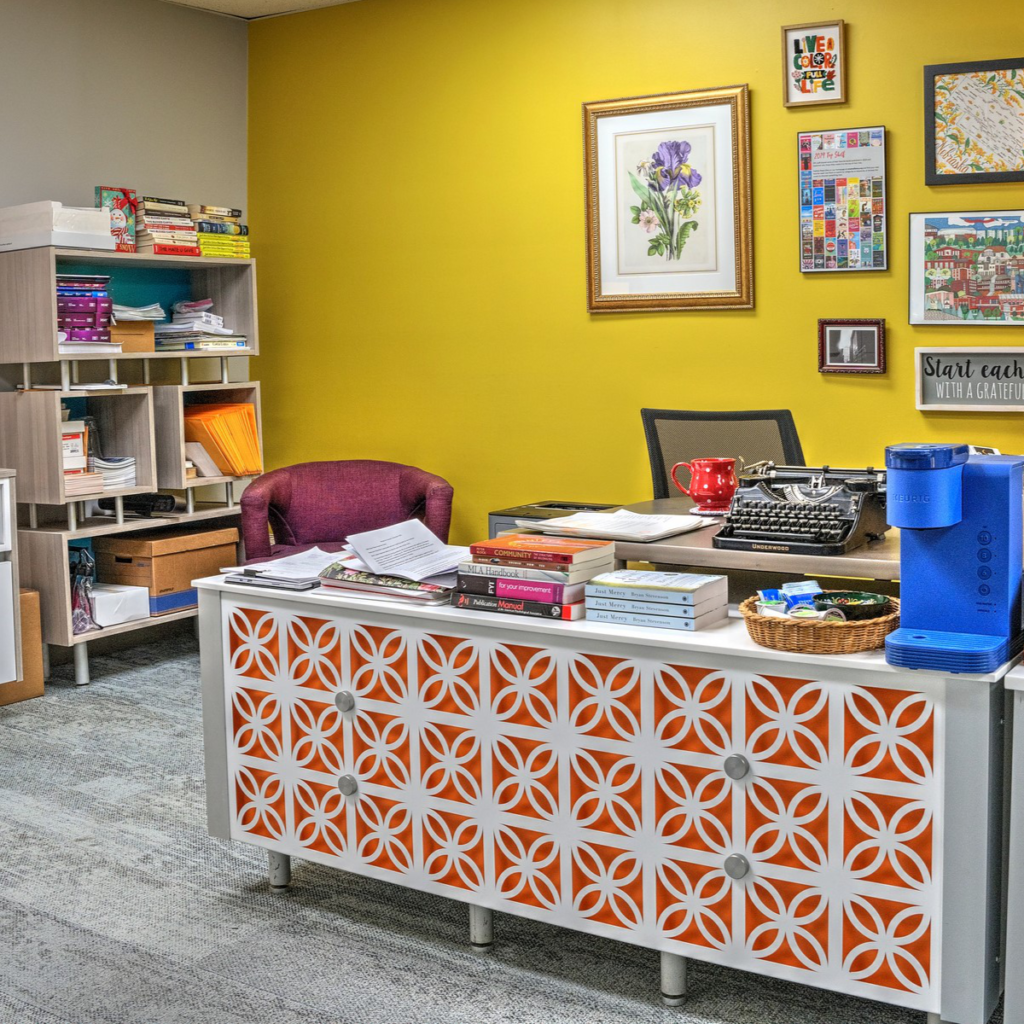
[892,494,930,503]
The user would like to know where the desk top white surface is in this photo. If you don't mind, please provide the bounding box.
[197,576,1009,684]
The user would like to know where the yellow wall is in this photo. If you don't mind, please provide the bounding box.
[248,0,1024,544]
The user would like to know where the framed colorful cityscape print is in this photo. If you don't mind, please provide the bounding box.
[798,127,887,272]
[925,59,1024,185]
[782,21,846,107]
[583,85,753,312]
[909,211,1024,324]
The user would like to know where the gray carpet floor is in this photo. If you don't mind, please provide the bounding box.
[0,631,1004,1024]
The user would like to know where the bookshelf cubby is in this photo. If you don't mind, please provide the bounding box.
[152,382,262,490]
[0,245,258,684]
[0,388,157,504]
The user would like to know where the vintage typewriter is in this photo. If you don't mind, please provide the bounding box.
[712,463,888,556]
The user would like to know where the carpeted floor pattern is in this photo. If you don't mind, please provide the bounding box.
[0,632,1003,1024]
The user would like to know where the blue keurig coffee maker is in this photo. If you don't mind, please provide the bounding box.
[885,443,1024,673]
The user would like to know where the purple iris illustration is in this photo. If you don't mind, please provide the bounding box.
[628,138,703,261]
[650,140,703,191]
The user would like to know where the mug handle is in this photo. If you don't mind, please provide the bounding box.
[671,461,693,497]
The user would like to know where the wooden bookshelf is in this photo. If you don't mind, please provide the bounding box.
[0,246,258,364]
[0,246,258,683]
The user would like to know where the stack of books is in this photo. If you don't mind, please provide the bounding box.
[153,298,248,353]
[136,196,200,256]
[87,455,136,491]
[57,273,116,355]
[452,534,615,620]
[188,204,251,259]
[584,570,729,631]
[63,420,102,495]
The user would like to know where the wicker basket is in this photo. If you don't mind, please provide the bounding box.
[739,594,900,655]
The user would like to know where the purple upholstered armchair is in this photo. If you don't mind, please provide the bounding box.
[240,460,454,562]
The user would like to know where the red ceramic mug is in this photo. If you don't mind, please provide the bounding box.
[671,457,739,510]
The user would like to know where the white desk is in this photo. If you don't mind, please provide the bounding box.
[0,470,19,685]
[197,576,1006,1022]
[1002,667,1024,1024]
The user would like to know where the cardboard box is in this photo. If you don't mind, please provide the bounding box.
[0,589,43,706]
[110,321,155,353]
[90,583,150,628]
[93,527,238,616]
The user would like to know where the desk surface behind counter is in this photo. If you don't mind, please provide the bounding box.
[617,498,900,582]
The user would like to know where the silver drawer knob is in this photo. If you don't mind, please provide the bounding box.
[337,774,359,797]
[724,854,750,880]
[723,754,750,780]
[334,690,356,713]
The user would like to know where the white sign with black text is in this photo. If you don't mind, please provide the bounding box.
[916,347,1024,411]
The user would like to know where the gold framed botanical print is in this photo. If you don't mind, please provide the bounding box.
[583,85,753,313]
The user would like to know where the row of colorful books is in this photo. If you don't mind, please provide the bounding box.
[95,188,251,258]
[452,534,616,620]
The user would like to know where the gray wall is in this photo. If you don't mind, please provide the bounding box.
[0,0,248,210]
[0,0,248,391]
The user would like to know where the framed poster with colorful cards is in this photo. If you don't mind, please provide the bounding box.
[782,20,846,107]
[925,59,1024,185]
[798,127,887,273]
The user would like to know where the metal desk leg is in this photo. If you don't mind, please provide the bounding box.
[661,951,687,1006]
[41,643,50,682]
[469,904,493,952]
[268,850,291,891]
[73,643,90,686]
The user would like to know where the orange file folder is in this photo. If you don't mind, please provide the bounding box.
[183,403,262,477]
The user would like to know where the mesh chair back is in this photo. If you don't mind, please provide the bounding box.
[641,409,805,499]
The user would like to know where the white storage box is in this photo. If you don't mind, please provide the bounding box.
[0,202,115,253]
[90,584,150,628]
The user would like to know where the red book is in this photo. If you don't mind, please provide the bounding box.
[469,534,614,566]
[138,244,201,257]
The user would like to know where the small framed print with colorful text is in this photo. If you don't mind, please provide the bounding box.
[799,127,887,272]
[819,319,886,374]
[782,21,846,107]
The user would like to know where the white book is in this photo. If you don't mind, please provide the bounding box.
[586,605,729,632]
[585,570,728,606]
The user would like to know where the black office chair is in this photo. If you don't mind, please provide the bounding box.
[641,408,805,499]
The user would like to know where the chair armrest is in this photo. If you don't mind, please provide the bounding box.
[400,468,454,543]
[240,477,275,561]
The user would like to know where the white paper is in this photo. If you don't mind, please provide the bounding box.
[515,510,710,542]
[220,546,344,580]
[346,519,469,582]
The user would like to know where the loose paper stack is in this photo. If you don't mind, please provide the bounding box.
[514,509,710,542]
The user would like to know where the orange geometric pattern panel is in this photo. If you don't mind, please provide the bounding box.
[227,607,278,682]
[654,665,732,756]
[293,778,347,857]
[350,624,408,702]
[232,687,283,763]
[422,808,484,891]
[417,633,480,715]
[222,600,942,1010]
[494,825,560,911]
[491,644,558,728]
[290,697,344,776]
[234,765,286,842]
[844,687,934,784]
[286,616,343,691]
[492,734,558,821]
[656,859,732,950]
[746,875,829,972]
[843,894,931,996]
